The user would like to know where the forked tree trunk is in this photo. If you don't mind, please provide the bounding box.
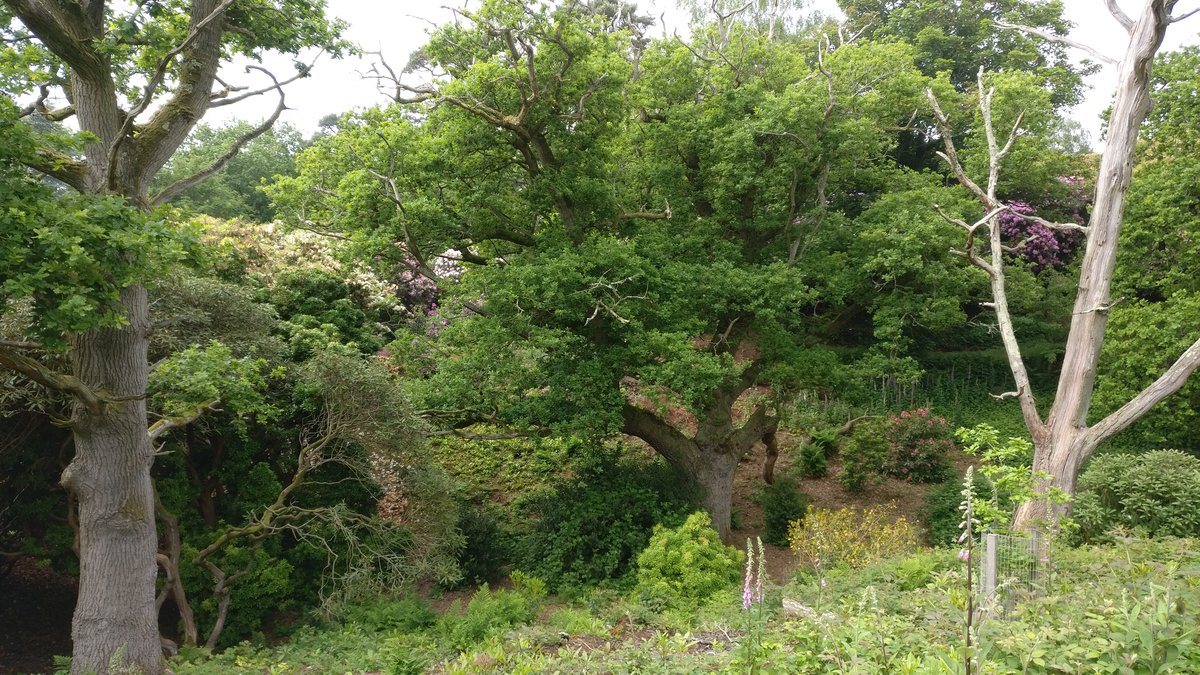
[931,0,1200,533]
[60,286,162,674]
[622,379,777,540]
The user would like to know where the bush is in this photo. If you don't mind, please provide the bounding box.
[838,424,889,493]
[788,504,918,570]
[754,479,809,546]
[634,512,744,612]
[883,408,953,483]
[453,503,510,586]
[1075,450,1200,542]
[922,473,992,547]
[518,450,695,591]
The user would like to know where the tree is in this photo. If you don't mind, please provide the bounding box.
[0,3,347,672]
[153,122,306,222]
[927,0,1200,531]
[270,0,926,538]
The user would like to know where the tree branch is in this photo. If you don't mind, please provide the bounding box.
[994,19,1118,66]
[147,399,221,443]
[150,65,287,207]
[1087,337,1200,445]
[0,345,105,415]
[1105,0,1135,30]
[106,0,235,190]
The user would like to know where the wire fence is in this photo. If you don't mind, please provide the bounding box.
[979,532,1047,619]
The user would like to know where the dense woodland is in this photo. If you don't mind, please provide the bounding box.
[2,0,1200,673]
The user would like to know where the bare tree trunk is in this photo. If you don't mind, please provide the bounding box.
[929,0,1197,533]
[60,286,162,674]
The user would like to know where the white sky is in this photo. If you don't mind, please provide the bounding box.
[209,0,1200,149]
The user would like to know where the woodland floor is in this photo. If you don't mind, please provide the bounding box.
[0,433,965,673]
[0,558,75,674]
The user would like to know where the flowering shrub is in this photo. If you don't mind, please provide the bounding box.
[997,200,1083,272]
[788,504,918,570]
[884,408,953,483]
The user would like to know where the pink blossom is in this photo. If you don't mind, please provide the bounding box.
[958,549,970,562]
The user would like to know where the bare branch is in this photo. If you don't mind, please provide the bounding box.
[1105,0,1135,31]
[926,89,989,205]
[1171,6,1200,22]
[1088,337,1200,445]
[994,19,1118,66]
[207,59,314,108]
[151,65,287,206]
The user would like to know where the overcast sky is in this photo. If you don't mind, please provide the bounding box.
[208,0,1200,149]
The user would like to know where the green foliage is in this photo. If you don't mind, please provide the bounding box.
[753,478,809,547]
[452,503,510,586]
[0,144,194,344]
[797,427,837,478]
[922,473,991,547]
[517,448,695,591]
[180,541,297,649]
[882,407,953,483]
[436,575,544,650]
[168,537,1200,673]
[840,0,1088,109]
[153,122,305,222]
[838,422,889,493]
[148,340,281,431]
[634,512,744,612]
[340,595,437,633]
[955,423,1069,532]
[1075,450,1200,542]
[789,504,918,570]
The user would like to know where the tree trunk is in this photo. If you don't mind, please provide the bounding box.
[1010,427,1089,532]
[60,286,162,675]
[685,446,740,540]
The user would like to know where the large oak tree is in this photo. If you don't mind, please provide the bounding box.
[269,0,927,539]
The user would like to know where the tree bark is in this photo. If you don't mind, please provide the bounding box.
[60,285,162,674]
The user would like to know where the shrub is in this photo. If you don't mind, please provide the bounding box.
[453,503,510,586]
[922,473,991,547]
[788,504,918,570]
[838,424,889,493]
[518,450,694,591]
[754,479,809,546]
[1075,450,1200,541]
[883,408,953,483]
[634,512,744,612]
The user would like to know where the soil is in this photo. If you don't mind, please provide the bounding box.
[0,558,75,674]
